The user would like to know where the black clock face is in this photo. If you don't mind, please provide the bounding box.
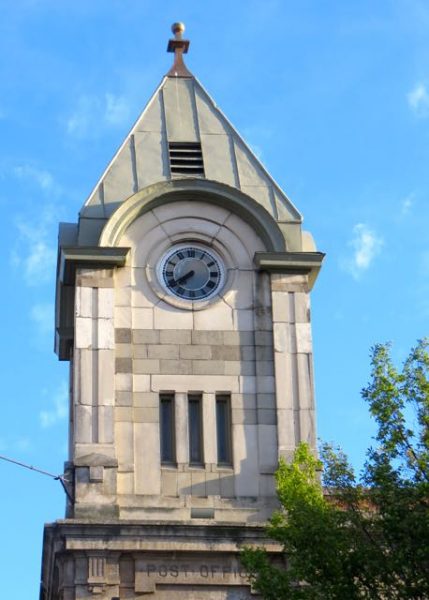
[159,245,224,300]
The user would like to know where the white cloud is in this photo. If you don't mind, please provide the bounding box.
[105,93,130,126]
[341,223,383,279]
[13,164,57,194]
[30,302,53,334]
[407,83,429,117]
[40,381,68,428]
[400,193,414,215]
[12,203,58,285]
[66,92,130,138]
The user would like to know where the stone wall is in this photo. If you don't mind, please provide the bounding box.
[70,200,316,522]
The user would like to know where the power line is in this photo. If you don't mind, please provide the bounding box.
[0,453,73,503]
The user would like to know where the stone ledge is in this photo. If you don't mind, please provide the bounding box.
[254,251,324,289]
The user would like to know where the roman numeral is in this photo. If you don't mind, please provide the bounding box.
[206,281,215,289]
[177,252,185,260]
[187,249,195,257]
[210,271,219,278]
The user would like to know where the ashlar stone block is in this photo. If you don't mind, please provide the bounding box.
[151,374,239,393]
[114,305,132,328]
[133,359,160,374]
[233,424,259,497]
[133,407,159,423]
[232,408,257,425]
[133,329,160,344]
[115,358,132,373]
[148,344,179,359]
[160,329,192,345]
[116,343,132,358]
[205,470,221,496]
[255,361,274,376]
[224,361,255,376]
[115,421,134,471]
[222,270,255,310]
[115,328,131,343]
[160,359,193,375]
[295,323,313,354]
[273,352,294,411]
[192,360,224,375]
[179,344,211,359]
[133,374,151,392]
[134,423,161,494]
[231,393,257,410]
[115,286,131,307]
[161,470,178,496]
[133,392,158,407]
[74,405,93,443]
[97,288,114,318]
[98,406,114,443]
[299,408,316,447]
[271,291,292,323]
[257,408,277,425]
[233,309,254,331]
[116,391,132,406]
[192,330,223,345]
[258,424,278,473]
[297,353,314,409]
[256,376,275,394]
[133,307,154,329]
[75,287,93,318]
[97,319,115,349]
[223,212,266,254]
[294,292,310,323]
[115,373,132,392]
[193,301,234,331]
[271,272,308,293]
[154,304,193,329]
[133,344,148,358]
[75,317,93,349]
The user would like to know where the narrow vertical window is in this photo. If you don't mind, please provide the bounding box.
[160,394,175,464]
[216,394,232,465]
[188,394,203,465]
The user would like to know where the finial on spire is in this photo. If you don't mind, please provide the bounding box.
[166,21,192,78]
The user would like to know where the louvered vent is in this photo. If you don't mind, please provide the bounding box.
[168,142,205,176]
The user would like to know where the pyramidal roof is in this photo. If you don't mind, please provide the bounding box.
[78,23,302,244]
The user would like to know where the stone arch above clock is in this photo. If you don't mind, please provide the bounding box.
[98,179,287,252]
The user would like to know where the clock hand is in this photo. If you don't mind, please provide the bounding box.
[175,270,195,285]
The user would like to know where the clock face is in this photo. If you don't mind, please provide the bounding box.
[158,244,225,301]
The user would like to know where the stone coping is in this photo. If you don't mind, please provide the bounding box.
[43,519,281,552]
[59,246,130,285]
[254,251,325,289]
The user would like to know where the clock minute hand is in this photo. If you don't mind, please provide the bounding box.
[175,270,195,285]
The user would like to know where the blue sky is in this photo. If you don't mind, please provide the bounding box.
[1,1,428,597]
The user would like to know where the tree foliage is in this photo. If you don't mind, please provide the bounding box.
[241,340,429,599]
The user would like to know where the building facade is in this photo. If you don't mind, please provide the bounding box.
[40,24,324,600]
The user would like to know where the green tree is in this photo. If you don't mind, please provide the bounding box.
[241,340,429,599]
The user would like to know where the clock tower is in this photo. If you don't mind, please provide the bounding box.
[40,23,324,600]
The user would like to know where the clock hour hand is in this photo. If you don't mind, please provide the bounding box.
[175,270,194,285]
